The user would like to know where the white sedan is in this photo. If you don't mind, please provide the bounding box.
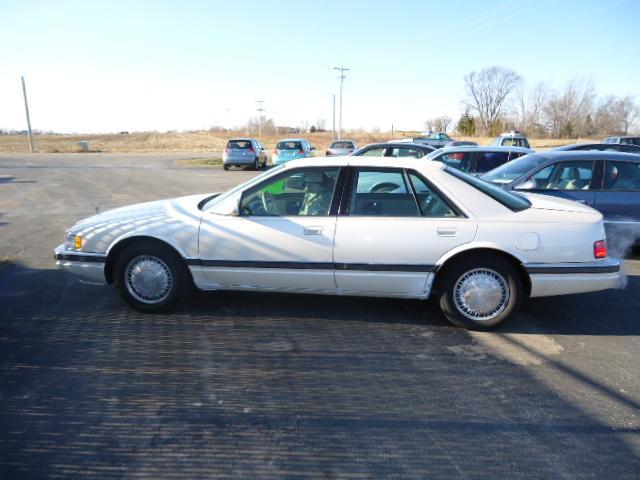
[54,157,620,329]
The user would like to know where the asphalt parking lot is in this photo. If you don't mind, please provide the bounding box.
[1,153,639,478]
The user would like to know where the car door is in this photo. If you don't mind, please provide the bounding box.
[513,160,598,207]
[333,167,476,297]
[594,159,640,225]
[198,166,343,292]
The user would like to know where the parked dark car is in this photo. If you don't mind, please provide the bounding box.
[425,146,533,175]
[554,143,640,154]
[481,151,640,248]
[350,142,436,158]
[603,136,640,146]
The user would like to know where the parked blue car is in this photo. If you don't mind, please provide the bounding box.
[481,151,640,249]
[272,138,315,165]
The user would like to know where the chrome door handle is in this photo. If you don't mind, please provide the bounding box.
[437,228,458,237]
[303,226,323,235]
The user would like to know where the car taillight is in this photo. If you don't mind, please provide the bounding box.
[248,147,255,153]
[451,153,464,161]
[594,240,607,258]
[299,149,304,154]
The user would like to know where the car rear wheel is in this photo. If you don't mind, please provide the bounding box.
[114,243,191,313]
[438,256,522,329]
[223,164,230,171]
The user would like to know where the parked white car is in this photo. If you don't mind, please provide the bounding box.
[54,157,620,329]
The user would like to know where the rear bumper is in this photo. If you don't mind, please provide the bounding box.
[526,258,621,297]
[223,156,257,166]
[54,245,108,285]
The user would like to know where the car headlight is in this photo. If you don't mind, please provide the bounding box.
[64,233,84,251]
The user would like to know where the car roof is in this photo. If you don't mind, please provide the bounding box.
[279,155,447,171]
[278,138,306,142]
[530,150,640,163]
[497,131,527,138]
[434,145,533,154]
[363,142,433,149]
[227,137,255,142]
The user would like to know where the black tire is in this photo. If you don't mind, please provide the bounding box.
[114,242,192,313]
[438,256,522,330]
[223,164,230,171]
[254,157,260,170]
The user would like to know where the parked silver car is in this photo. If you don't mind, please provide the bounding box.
[326,140,357,156]
[491,131,531,149]
[223,138,268,171]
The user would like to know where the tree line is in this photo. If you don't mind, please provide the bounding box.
[431,66,639,138]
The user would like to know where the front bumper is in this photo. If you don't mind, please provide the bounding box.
[526,257,621,297]
[54,244,108,285]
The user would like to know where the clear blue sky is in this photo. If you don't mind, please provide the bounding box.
[1,0,638,133]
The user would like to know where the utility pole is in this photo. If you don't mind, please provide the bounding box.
[256,100,265,137]
[333,66,349,140]
[21,76,34,152]
[332,94,336,141]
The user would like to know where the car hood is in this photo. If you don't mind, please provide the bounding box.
[73,193,209,231]
[518,192,600,215]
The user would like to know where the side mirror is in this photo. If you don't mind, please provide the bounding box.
[515,178,536,190]
[310,146,317,151]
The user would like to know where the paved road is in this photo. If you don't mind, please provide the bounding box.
[1,153,639,479]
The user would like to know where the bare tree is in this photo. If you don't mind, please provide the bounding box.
[543,78,595,138]
[464,66,522,133]
[425,116,452,132]
[616,96,639,135]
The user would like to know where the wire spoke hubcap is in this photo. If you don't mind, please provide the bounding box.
[454,268,509,321]
[125,255,173,304]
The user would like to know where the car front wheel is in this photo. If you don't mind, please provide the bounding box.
[114,243,191,313]
[438,256,522,329]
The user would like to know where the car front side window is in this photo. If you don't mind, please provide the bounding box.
[524,161,595,190]
[240,167,339,216]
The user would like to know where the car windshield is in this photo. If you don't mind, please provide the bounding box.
[277,141,302,150]
[331,141,353,149]
[481,153,547,184]
[201,164,286,210]
[446,167,531,212]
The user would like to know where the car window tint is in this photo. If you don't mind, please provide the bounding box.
[389,148,424,158]
[360,147,387,157]
[474,152,510,173]
[529,161,595,190]
[408,173,457,217]
[602,161,640,190]
[349,169,420,217]
[276,141,302,150]
[240,167,339,216]
[438,152,474,172]
[227,140,251,149]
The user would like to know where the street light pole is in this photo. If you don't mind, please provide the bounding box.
[333,66,349,140]
[21,76,34,153]
[256,100,265,137]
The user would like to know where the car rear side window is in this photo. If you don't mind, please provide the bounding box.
[446,167,531,212]
[602,161,640,190]
[474,152,510,173]
[348,169,420,217]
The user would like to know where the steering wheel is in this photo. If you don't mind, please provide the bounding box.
[369,182,400,193]
[261,191,277,214]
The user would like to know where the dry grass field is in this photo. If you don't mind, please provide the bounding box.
[0,130,590,154]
